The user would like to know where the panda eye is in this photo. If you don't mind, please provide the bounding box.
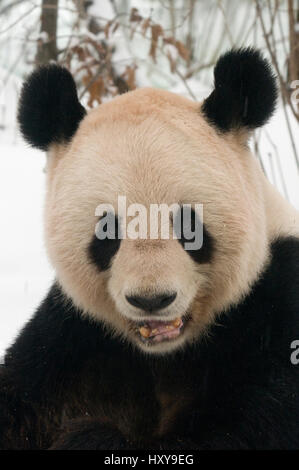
[88,213,121,271]
[174,207,214,264]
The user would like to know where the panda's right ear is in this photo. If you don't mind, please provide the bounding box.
[17,64,86,151]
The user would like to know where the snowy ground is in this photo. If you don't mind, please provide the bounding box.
[0,143,54,356]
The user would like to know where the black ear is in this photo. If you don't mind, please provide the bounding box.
[202,48,277,132]
[18,64,86,151]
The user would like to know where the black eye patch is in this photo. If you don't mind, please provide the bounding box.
[88,213,121,271]
[173,207,214,264]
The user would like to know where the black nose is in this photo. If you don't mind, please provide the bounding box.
[126,292,177,312]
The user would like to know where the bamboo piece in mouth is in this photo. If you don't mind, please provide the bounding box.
[140,326,151,338]
[139,317,182,338]
[172,317,181,328]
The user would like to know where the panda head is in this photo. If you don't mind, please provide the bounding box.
[18,48,278,354]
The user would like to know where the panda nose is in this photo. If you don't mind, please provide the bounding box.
[126,292,177,312]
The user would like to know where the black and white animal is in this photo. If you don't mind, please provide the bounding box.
[1,48,299,449]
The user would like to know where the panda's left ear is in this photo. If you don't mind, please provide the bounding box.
[18,64,86,151]
[202,48,277,132]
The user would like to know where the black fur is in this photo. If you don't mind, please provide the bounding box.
[88,214,121,270]
[17,65,86,151]
[174,208,214,264]
[0,237,298,449]
[202,48,278,132]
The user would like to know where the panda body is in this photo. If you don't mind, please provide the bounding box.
[1,48,299,449]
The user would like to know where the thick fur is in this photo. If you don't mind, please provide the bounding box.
[0,237,298,449]
[202,48,277,131]
[18,65,86,150]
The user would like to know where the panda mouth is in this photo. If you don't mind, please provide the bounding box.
[134,314,190,344]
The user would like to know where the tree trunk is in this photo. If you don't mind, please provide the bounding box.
[288,0,299,82]
[36,0,58,65]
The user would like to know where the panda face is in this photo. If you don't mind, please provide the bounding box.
[18,49,279,354]
[44,88,269,354]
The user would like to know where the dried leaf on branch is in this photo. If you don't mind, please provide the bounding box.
[149,24,164,62]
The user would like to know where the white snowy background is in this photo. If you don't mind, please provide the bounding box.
[0,0,298,356]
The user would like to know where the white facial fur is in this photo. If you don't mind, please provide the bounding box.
[44,87,299,354]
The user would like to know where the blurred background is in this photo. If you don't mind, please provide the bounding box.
[0,0,298,355]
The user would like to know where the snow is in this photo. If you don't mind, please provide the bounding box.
[256,106,299,209]
[0,143,54,356]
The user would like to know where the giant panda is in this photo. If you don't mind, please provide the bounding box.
[0,48,299,450]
